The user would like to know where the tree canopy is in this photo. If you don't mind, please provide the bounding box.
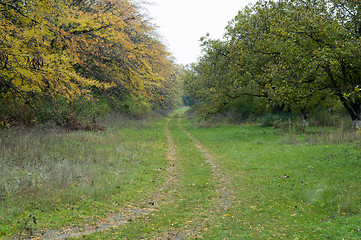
[0,0,181,127]
[183,0,361,123]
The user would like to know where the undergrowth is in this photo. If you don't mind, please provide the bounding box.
[0,115,169,238]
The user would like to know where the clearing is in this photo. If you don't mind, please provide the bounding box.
[1,108,361,239]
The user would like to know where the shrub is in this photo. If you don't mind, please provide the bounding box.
[309,103,349,127]
[0,102,37,128]
[123,96,152,118]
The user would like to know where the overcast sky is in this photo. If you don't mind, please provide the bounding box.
[145,0,258,65]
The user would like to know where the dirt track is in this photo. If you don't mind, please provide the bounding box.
[30,114,234,239]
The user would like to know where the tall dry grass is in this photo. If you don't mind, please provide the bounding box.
[0,128,97,204]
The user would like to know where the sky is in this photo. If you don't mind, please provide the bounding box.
[145,0,258,65]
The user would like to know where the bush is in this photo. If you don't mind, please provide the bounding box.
[309,102,350,127]
[259,113,294,127]
[0,102,37,128]
[123,96,152,118]
[224,95,267,122]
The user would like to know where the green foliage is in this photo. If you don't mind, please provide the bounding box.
[124,96,152,118]
[260,114,290,127]
[0,101,36,128]
[182,94,196,106]
[183,0,361,123]
[225,95,267,121]
[35,95,111,127]
[309,102,350,127]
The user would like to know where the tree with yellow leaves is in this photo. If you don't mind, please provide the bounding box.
[0,0,181,127]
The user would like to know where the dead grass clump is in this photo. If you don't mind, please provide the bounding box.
[278,135,301,145]
[60,115,106,131]
[0,128,96,204]
[100,113,149,129]
[304,136,319,145]
[320,129,361,145]
[318,187,361,216]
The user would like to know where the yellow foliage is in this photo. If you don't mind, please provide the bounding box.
[0,0,181,123]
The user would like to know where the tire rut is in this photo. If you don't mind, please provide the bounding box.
[29,117,180,240]
[178,118,235,212]
[26,115,235,240]
[156,116,237,239]
[147,116,201,240]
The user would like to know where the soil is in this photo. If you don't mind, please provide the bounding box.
[27,115,235,239]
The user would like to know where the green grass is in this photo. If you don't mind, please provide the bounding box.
[1,110,361,239]
[186,123,361,239]
[86,111,218,239]
[0,116,170,238]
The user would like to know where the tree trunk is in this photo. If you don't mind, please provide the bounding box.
[341,101,361,121]
[301,108,309,127]
[338,95,361,130]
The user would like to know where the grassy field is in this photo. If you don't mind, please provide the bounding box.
[0,115,170,238]
[1,109,361,239]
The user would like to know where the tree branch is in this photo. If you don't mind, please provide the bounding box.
[70,24,112,36]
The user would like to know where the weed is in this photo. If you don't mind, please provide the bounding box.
[278,135,301,145]
[318,187,361,216]
[17,215,37,239]
[0,116,169,238]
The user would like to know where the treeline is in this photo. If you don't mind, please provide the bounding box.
[182,0,361,126]
[0,0,182,128]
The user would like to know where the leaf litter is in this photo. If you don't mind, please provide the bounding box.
[29,115,237,239]
[30,117,180,240]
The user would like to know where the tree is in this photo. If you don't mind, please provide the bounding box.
[184,0,361,124]
[0,0,112,125]
[182,38,267,119]
[57,0,181,114]
[226,0,361,122]
[0,0,181,126]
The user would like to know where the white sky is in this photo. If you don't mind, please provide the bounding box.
[145,0,258,65]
